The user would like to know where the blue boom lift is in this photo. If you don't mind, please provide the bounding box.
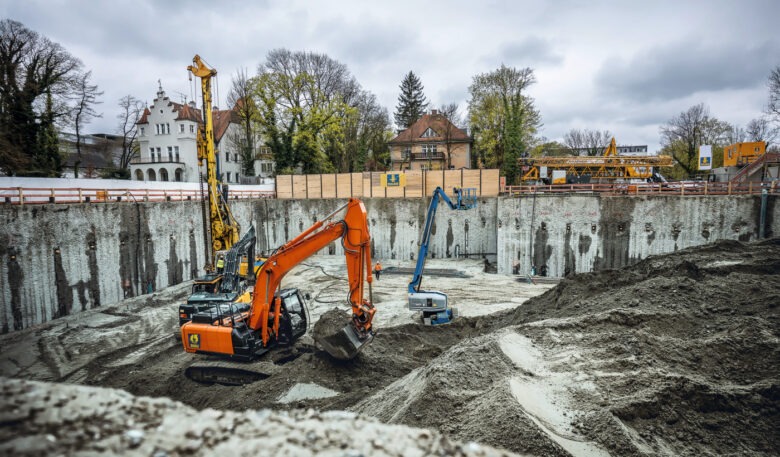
[408,186,477,325]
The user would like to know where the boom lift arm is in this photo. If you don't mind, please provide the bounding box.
[181,198,376,361]
[188,55,240,269]
[408,187,476,325]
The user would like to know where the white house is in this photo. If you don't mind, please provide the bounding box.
[130,86,263,184]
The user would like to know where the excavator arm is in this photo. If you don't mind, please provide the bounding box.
[181,198,375,361]
[408,187,476,325]
[248,198,375,346]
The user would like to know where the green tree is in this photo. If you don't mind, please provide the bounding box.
[0,19,83,176]
[468,65,541,183]
[659,103,731,178]
[393,71,428,129]
[253,49,389,174]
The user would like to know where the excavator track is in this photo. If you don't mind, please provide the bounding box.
[185,359,279,386]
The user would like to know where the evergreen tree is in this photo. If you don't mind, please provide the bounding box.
[394,71,428,129]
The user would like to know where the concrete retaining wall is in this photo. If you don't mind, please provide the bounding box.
[0,194,776,332]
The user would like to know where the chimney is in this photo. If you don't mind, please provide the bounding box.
[432,109,439,115]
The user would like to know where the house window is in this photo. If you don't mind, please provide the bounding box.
[422,144,438,156]
[420,163,431,171]
[179,124,185,133]
[421,128,437,138]
[149,147,155,162]
[174,146,179,162]
[167,146,173,162]
[155,124,160,135]
[140,127,145,136]
[226,172,231,182]
[402,146,411,160]
[156,147,162,162]
[190,124,195,133]
[165,123,170,134]
[225,152,229,163]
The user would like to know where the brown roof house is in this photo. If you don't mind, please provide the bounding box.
[388,110,472,171]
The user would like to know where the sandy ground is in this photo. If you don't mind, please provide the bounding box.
[1,242,779,456]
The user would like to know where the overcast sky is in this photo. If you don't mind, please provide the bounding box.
[4,0,779,153]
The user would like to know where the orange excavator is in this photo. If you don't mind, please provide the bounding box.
[180,198,376,384]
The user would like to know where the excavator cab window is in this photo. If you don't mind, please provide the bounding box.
[283,292,308,340]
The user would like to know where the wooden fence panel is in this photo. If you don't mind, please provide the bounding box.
[362,172,372,198]
[371,172,386,198]
[292,175,307,198]
[306,174,321,199]
[336,173,352,198]
[481,169,500,196]
[444,170,462,197]
[385,183,405,198]
[276,175,292,199]
[351,173,363,197]
[425,170,444,196]
[405,170,424,198]
[321,174,336,199]
[462,169,482,195]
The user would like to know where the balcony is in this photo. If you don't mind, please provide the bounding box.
[411,152,444,161]
[130,157,184,165]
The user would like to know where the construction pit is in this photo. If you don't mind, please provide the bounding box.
[1,239,779,456]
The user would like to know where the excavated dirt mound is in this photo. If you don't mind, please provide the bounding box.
[0,377,517,457]
[1,242,778,456]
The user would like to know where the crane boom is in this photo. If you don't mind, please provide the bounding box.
[188,55,240,268]
[408,187,476,325]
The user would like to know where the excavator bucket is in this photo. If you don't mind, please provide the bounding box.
[313,308,374,360]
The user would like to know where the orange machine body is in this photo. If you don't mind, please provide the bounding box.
[181,198,375,357]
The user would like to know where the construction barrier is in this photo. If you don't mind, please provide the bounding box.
[275,169,501,199]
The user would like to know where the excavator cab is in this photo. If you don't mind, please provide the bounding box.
[182,288,309,360]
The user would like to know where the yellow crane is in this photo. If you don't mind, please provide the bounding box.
[188,55,240,270]
[521,138,673,182]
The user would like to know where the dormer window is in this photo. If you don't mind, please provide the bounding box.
[421,127,437,138]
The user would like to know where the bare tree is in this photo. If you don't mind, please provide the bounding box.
[660,103,731,176]
[563,128,613,156]
[70,70,103,177]
[746,116,779,149]
[228,68,261,177]
[117,95,144,170]
[438,103,463,169]
[768,65,780,119]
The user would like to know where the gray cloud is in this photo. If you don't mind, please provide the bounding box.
[492,37,563,67]
[595,39,780,103]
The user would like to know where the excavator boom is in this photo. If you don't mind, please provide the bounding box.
[181,198,375,363]
[408,187,476,325]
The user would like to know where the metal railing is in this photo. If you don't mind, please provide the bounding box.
[411,152,445,160]
[129,157,184,165]
[502,180,778,196]
[0,187,275,205]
